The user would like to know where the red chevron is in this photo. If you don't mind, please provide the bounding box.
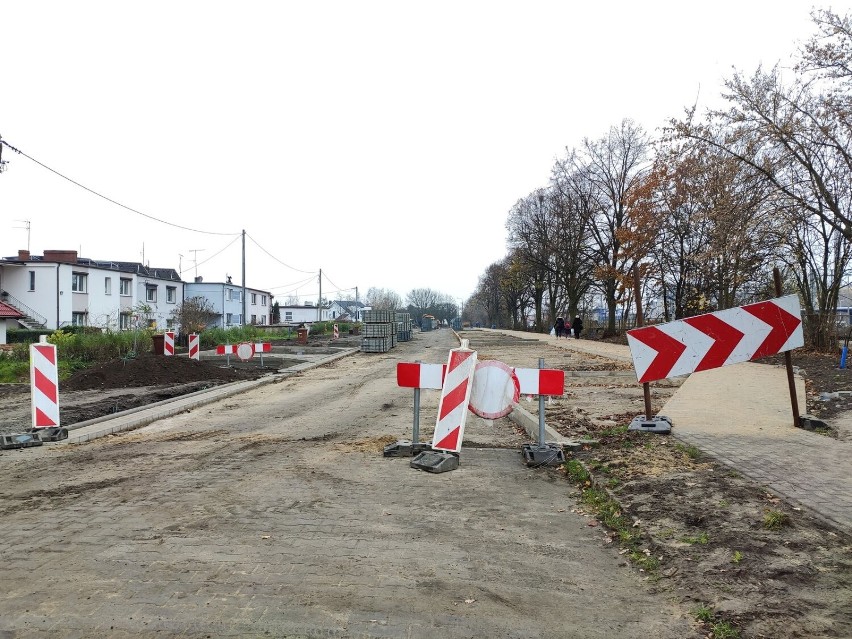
[629,325,687,383]
[683,313,745,372]
[742,300,802,360]
[434,426,460,451]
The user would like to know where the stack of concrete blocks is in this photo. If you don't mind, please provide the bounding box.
[397,312,412,342]
[361,309,397,353]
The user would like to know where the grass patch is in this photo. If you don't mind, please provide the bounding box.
[674,442,701,459]
[711,621,741,638]
[692,605,740,638]
[681,531,709,545]
[731,550,743,564]
[692,604,714,622]
[563,459,590,484]
[763,509,790,530]
[563,460,654,573]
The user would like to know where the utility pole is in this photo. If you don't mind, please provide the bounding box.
[318,269,322,322]
[241,230,247,327]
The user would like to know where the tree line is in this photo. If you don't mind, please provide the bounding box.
[463,8,852,348]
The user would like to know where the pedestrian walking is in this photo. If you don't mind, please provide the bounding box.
[571,316,583,339]
[554,317,566,339]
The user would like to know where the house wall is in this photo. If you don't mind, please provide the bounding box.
[184,283,270,329]
[277,306,331,324]
[0,262,60,328]
[0,261,183,331]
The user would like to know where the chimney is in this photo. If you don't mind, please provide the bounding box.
[43,250,78,264]
[17,250,31,261]
[194,276,203,283]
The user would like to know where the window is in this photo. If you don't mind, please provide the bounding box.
[285,311,293,322]
[28,271,35,291]
[72,312,87,326]
[226,288,232,301]
[251,314,257,324]
[261,295,267,305]
[259,315,266,325]
[251,293,257,305]
[120,313,132,330]
[71,272,87,293]
[166,319,175,330]
[105,277,112,295]
[166,286,176,303]
[226,313,233,325]
[146,285,157,303]
[120,278,132,296]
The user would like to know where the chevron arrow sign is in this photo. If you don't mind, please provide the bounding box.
[626,294,804,383]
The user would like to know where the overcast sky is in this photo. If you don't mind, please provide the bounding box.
[2,1,848,306]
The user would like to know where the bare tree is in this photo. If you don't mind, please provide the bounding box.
[581,119,650,334]
[365,287,402,310]
[170,296,219,334]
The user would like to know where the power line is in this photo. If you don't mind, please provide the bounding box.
[267,274,318,292]
[0,138,239,236]
[245,233,316,274]
[193,235,242,269]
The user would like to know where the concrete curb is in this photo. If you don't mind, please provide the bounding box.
[62,348,360,445]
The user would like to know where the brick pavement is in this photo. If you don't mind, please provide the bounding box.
[494,328,852,534]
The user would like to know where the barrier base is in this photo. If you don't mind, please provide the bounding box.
[521,443,566,467]
[627,415,673,434]
[383,440,433,457]
[31,427,69,442]
[0,433,45,450]
[410,450,459,473]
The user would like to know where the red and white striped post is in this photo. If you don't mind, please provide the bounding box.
[431,340,478,452]
[30,338,60,430]
[188,334,200,361]
[164,331,175,356]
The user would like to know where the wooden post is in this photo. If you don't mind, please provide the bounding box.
[773,267,800,427]
[632,266,654,419]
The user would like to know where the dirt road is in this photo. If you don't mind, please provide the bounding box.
[0,328,701,638]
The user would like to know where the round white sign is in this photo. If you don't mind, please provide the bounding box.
[468,360,520,419]
[236,342,254,361]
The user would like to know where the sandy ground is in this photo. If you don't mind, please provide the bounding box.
[1,328,849,638]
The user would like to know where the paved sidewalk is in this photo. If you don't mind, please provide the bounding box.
[61,348,360,444]
[487,329,852,534]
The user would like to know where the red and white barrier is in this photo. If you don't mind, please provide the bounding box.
[216,342,271,360]
[30,342,60,429]
[397,362,447,389]
[188,334,200,361]
[627,294,804,383]
[513,368,565,396]
[397,363,564,399]
[164,331,175,356]
[432,342,478,452]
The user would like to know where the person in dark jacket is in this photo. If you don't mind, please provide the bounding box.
[571,316,583,339]
[554,317,566,339]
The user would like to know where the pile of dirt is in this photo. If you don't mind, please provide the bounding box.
[62,352,270,391]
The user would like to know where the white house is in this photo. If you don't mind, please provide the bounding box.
[328,299,367,322]
[184,278,271,328]
[274,302,332,325]
[0,250,184,331]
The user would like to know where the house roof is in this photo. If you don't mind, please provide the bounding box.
[0,301,24,318]
[3,255,181,281]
